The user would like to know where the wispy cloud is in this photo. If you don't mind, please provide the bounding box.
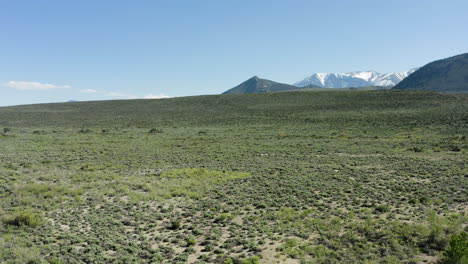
[107,91,137,99]
[79,89,137,99]
[80,89,98,93]
[4,81,71,90]
[79,89,170,100]
[144,93,171,99]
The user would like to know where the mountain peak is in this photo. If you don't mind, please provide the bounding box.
[295,69,417,88]
[223,76,309,94]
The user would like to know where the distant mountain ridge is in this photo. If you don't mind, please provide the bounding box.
[222,76,320,94]
[223,52,468,94]
[393,53,468,93]
[295,69,417,88]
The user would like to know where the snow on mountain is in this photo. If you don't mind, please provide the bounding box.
[295,69,418,88]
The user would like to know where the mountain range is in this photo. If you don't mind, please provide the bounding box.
[294,69,418,88]
[222,76,391,95]
[223,52,467,94]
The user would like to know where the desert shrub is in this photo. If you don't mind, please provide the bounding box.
[173,253,188,262]
[240,256,261,264]
[3,210,43,227]
[49,258,63,264]
[203,244,215,252]
[186,238,196,247]
[409,147,423,152]
[447,145,461,152]
[0,243,44,264]
[441,232,468,264]
[279,239,303,259]
[78,128,92,133]
[276,132,289,138]
[374,204,390,213]
[223,258,234,264]
[185,247,196,254]
[148,128,163,134]
[418,212,466,253]
[433,146,443,152]
[215,213,231,223]
[80,163,96,171]
[426,225,449,251]
[151,253,164,262]
[169,220,181,230]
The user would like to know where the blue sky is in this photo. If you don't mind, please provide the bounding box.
[1,0,467,106]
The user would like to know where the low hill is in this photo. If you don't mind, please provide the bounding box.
[222,76,319,94]
[0,90,466,128]
[393,53,468,92]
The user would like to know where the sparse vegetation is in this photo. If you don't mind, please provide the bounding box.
[0,90,466,263]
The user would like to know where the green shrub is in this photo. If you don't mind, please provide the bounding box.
[3,210,43,227]
[276,132,289,138]
[223,258,234,264]
[447,145,461,152]
[409,147,423,152]
[441,232,468,264]
[420,196,433,205]
[240,256,260,264]
[374,204,390,213]
[169,220,181,230]
[148,128,163,134]
[186,238,196,247]
[49,258,63,264]
[426,226,449,251]
[215,213,230,223]
[433,146,444,152]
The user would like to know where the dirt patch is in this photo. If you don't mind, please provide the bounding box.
[260,239,300,264]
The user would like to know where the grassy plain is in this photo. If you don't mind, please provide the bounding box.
[0,90,467,263]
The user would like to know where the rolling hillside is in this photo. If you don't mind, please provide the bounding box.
[1,90,466,128]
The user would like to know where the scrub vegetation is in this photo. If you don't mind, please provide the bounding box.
[0,90,467,263]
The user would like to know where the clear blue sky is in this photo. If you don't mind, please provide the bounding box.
[1,0,467,106]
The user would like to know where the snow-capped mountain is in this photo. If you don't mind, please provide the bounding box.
[295,69,418,88]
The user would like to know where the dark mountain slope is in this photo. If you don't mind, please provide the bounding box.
[393,53,468,92]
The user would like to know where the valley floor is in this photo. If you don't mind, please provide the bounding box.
[0,91,467,263]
